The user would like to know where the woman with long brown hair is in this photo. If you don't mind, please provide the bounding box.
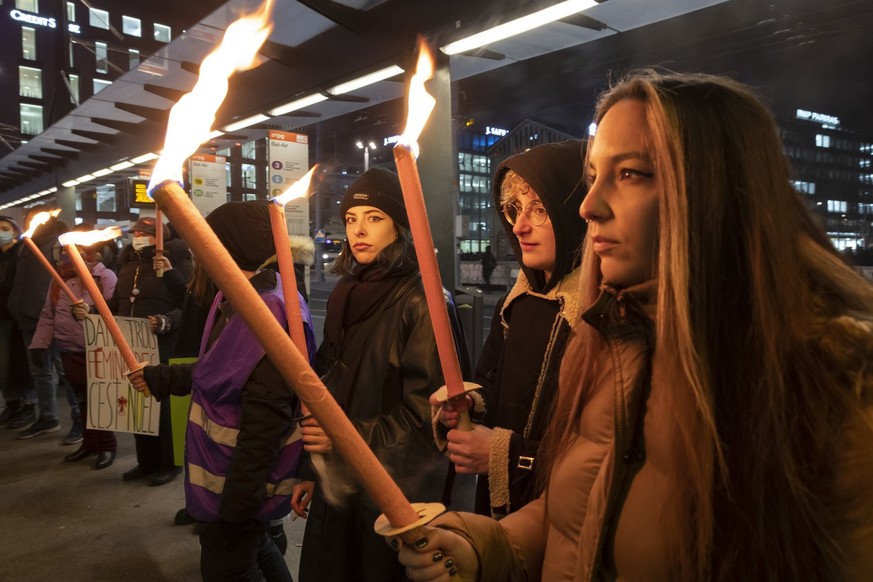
[397,71,873,581]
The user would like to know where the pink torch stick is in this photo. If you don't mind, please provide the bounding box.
[155,207,165,278]
[59,228,150,398]
[151,179,429,532]
[268,165,318,358]
[20,210,82,305]
[145,0,442,544]
[392,40,478,431]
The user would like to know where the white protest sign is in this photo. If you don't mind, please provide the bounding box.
[84,315,161,435]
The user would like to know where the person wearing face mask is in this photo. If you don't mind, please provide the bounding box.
[7,207,67,437]
[108,215,192,486]
[30,235,118,469]
[0,215,34,429]
[291,167,469,582]
[436,140,587,520]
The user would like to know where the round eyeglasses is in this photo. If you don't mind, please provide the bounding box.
[502,201,549,226]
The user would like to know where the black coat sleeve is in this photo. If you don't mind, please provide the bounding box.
[141,362,196,401]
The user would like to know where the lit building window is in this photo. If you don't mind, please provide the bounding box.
[66,1,75,21]
[20,104,44,135]
[68,74,79,103]
[129,48,140,69]
[89,7,110,30]
[19,66,43,99]
[93,78,111,94]
[827,200,847,213]
[22,26,36,60]
[68,40,74,66]
[458,153,472,173]
[242,140,257,160]
[791,180,816,195]
[154,23,171,43]
[815,134,832,148]
[16,0,39,12]
[472,175,489,194]
[96,185,117,212]
[95,41,108,73]
[123,15,141,37]
[241,163,257,189]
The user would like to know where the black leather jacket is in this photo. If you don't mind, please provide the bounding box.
[313,273,450,505]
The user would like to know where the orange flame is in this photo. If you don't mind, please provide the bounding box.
[148,0,274,191]
[58,227,122,247]
[272,165,319,205]
[22,208,61,239]
[398,39,436,158]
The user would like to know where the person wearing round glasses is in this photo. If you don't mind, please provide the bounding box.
[437,140,587,520]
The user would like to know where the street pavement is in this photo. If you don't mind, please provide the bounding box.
[0,274,502,581]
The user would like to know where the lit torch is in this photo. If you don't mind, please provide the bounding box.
[58,227,151,398]
[20,209,81,305]
[391,39,479,433]
[145,0,436,539]
[269,165,318,358]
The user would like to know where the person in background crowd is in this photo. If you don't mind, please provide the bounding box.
[480,245,496,291]
[129,200,314,582]
[32,233,118,469]
[0,215,33,428]
[109,215,192,486]
[291,167,467,582]
[7,207,69,438]
[437,140,587,520]
[398,71,873,581]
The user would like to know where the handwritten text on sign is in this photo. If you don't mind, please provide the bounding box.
[84,315,161,435]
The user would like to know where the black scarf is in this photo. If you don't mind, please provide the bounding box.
[323,262,411,349]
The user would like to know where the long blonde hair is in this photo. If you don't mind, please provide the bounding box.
[548,71,873,580]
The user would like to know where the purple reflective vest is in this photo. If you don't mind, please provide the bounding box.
[185,277,306,522]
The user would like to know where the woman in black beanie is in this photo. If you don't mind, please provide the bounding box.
[292,167,462,582]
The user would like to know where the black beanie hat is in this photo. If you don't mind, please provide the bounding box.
[206,200,275,271]
[339,167,408,229]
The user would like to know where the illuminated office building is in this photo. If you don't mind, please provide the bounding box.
[781,109,873,251]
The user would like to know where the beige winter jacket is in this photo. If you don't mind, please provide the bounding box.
[434,286,873,581]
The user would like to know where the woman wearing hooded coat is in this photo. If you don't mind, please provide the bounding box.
[440,140,587,519]
[131,200,315,581]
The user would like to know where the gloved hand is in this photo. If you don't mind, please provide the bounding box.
[71,302,91,321]
[148,314,173,335]
[29,348,47,369]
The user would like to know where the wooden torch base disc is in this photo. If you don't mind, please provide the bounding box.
[373,502,447,538]
[431,382,482,404]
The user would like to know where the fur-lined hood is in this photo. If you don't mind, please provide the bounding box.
[500,266,586,334]
[288,235,316,265]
